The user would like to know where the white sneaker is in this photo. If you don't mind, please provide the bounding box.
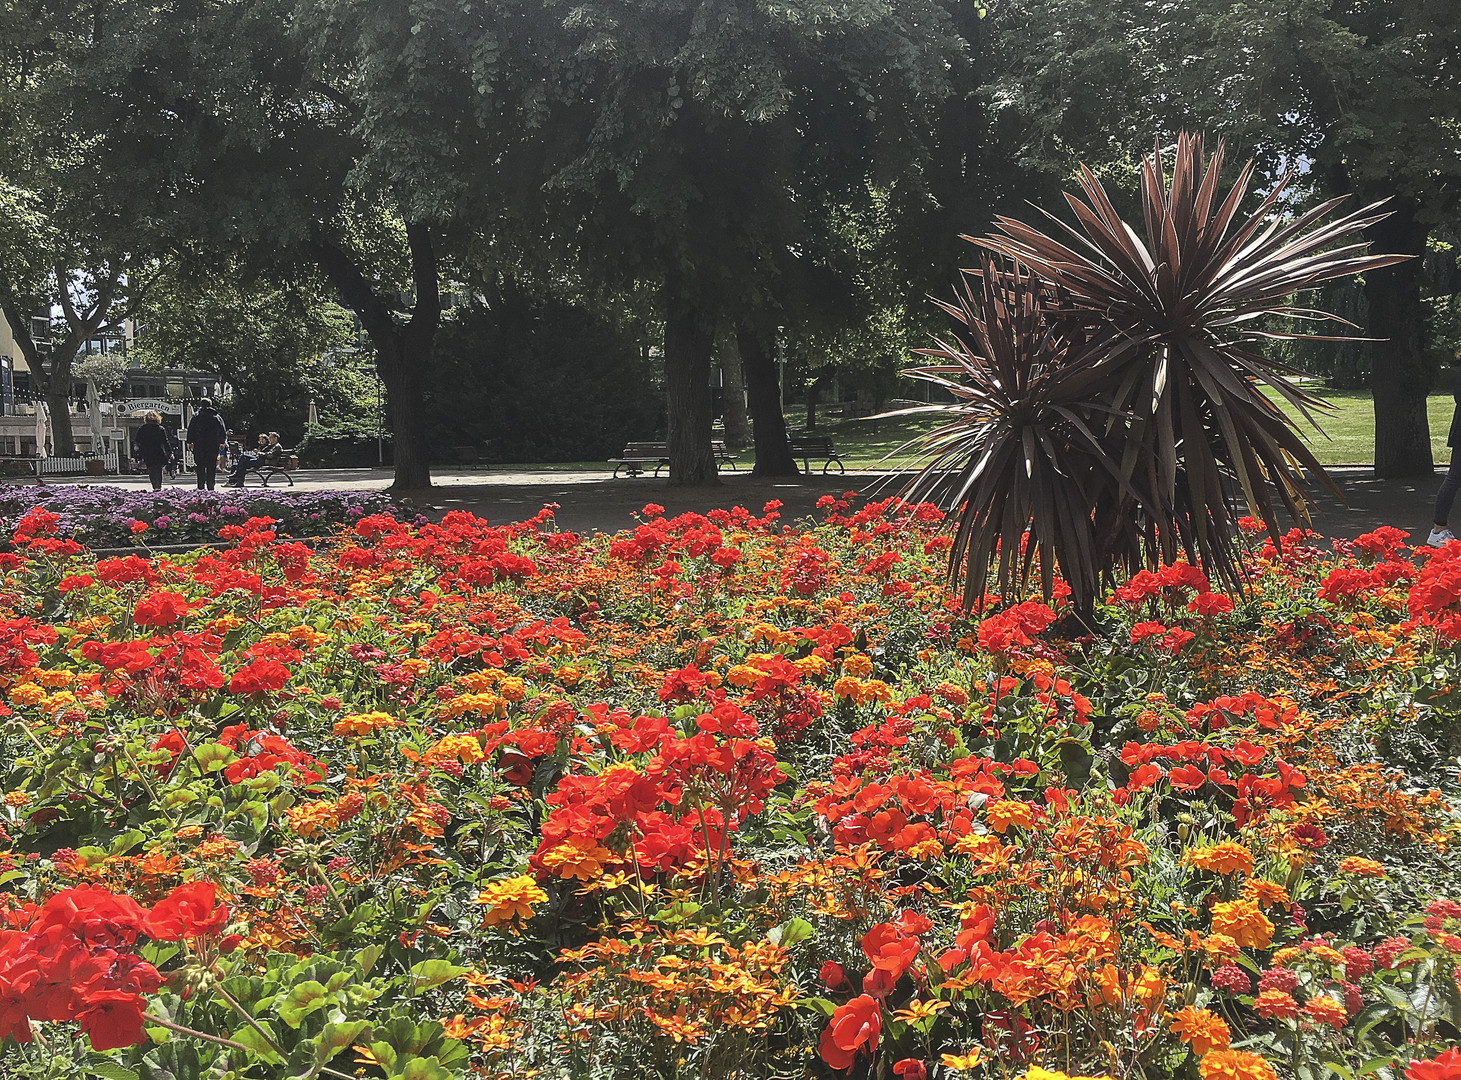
[1429,527,1455,548]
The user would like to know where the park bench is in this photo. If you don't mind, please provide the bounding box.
[787,432,845,474]
[609,440,739,477]
[241,446,295,487]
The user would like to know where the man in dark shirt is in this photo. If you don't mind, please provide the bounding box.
[185,398,227,490]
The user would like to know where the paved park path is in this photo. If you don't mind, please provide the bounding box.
[45,464,1449,541]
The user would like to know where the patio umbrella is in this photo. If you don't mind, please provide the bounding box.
[87,380,104,451]
[33,401,48,458]
[307,399,319,426]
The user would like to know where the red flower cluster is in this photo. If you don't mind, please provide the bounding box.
[0,882,228,1050]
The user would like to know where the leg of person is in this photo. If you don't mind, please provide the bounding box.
[148,461,164,491]
[1430,457,1461,546]
[202,457,218,490]
[196,457,207,488]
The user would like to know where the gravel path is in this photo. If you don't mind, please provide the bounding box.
[39,464,1451,540]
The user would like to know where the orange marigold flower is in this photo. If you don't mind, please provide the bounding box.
[1336,856,1387,878]
[1186,842,1254,876]
[332,711,398,737]
[1170,1006,1231,1055]
[1199,1049,1279,1080]
[1210,899,1275,950]
[475,875,548,928]
[985,800,1037,834]
[1240,879,1290,910]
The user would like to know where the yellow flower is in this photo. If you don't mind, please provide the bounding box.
[985,799,1037,834]
[3,790,30,807]
[1336,856,1387,878]
[475,875,548,927]
[539,836,613,881]
[893,999,949,1023]
[940,1049,983,1070]
[7,684,44,706]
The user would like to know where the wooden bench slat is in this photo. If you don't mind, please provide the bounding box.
[787,433,845,475]
[609,439,739,476]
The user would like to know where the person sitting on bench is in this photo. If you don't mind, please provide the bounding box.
[225,434,270,487]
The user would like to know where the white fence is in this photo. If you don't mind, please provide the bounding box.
[39,451,120,476]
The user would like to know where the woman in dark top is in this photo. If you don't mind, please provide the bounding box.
[1429,351,1461,547]
[135,411,170,491]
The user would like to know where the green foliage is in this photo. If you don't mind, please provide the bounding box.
[427,287,661,464]
[131,269,361,446]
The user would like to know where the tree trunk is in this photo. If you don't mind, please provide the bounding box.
[47,382,75,456]
[719,335,751,449]
[737,323,799,476]
[1366,198,1434,478]
[376,334,433,489]
[663,274,718,486]
[806,374,825,431]
[309,218,439,489]
[42,342,82,456]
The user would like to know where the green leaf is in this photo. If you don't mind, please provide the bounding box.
[316,1021,372,1067]
[230,1022,285,1064]
[86,1063,141,1080]
[798,997,837,1016]
[194,742,237,773]
[399,1058,454,1080]
[109,829,147,855]
[278,980,329,1028]
[357,944,384,977]
[409,959,468,991]
[768,917,814,949]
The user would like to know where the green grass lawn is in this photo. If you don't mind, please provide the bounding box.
[1259,387,1454,466]
[820,389,1458,470]
[466,388,1455,474]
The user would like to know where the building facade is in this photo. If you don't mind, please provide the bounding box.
[0,317,223,467]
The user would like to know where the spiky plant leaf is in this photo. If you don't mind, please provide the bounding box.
[905,133,1408,612]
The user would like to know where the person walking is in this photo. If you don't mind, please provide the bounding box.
[1430,350,1461,547]
[135,412,170,491]
[185,398,227,490]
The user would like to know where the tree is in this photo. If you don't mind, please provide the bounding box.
[0,175,150,456]
[15,0,547,487]
[1194,0,1461,477]
[528,0,965,484]
[129,267,359,446]
[973,0,1461,477]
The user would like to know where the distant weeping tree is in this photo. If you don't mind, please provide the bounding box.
[904,134,1407,614]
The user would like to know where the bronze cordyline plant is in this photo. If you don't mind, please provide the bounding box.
[902,134,1407,614]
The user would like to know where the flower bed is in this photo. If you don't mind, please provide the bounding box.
[0,501,1458,1080]
[0,485,398,547]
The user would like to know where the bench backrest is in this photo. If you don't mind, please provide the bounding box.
[621,441,668,456]
[789,434,835,452]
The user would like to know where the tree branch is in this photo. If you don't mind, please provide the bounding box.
[307,227,402,352]
[403,220,440,347]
